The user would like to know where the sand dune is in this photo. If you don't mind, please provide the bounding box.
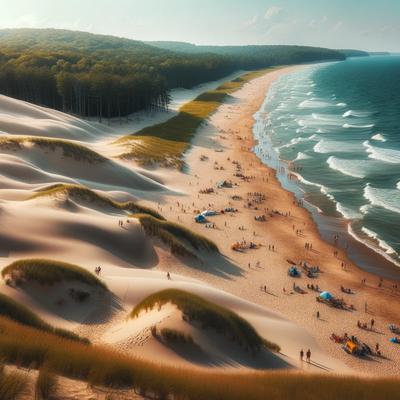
[0,94,103,140]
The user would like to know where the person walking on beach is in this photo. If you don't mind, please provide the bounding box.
[300,349,304,361]
[371,319,375,330]
[306,349,311,363]
[316,311,320,319]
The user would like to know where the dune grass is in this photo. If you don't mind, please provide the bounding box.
[159,328,195,345]
[0,316,398,400]
[0,293,89,344]
[130,289,274,353]
[115,69,272,169]
[30,183,165,220]
[0,364,28,400]
[0,136,106,163]
[133,213,218,258]
[35,367,58,400]
[2,259,107,290]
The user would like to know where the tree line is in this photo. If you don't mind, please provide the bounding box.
[0,29,346,121]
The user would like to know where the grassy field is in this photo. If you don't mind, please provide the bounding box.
[115,69,273,169]
[130,289,276,353]
[133,213,218,258]
[0,316,399,400]
[31,183,165,220]
[0,136,106,163]
[2,259,107,290]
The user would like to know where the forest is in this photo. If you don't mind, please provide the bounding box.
[0,29,346,120]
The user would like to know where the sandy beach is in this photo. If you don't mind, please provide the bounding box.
[137,65,400,376]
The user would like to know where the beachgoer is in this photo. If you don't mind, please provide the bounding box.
[306,349,311,362]
[316,311,320,319]
[167,272,171,280]
[300,349,304,361]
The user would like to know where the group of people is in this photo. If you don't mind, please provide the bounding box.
[300,349,312,363]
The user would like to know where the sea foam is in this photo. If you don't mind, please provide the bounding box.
[363,184,400,215]
[363,140,400,164]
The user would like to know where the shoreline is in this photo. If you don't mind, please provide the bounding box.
[151,65,400,375]
[252,96,400,280]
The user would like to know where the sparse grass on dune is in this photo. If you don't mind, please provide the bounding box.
[115,68,272,168]
[0,316,398,400]
[2,259,107,290]
[159,327,195,345]
[130,289,274,353]
[0,293,90,344]
[0,364,28,400]
[30,183,165,220]
[0,136,106,163]
[133,213,218,258]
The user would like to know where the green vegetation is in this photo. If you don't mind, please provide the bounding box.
[0,316,398,400]
[2,259,107,290]
[130,289,274,352]
[35,367,57,400]
[147,41,347,67]
[31,184,165,220]
[0,293,89,344]
[0,136,105,163]
[0,29,345,120]
[133,213,218,258]
[160,328,195,345]
[116,69,272,168]
[0,364,28,400]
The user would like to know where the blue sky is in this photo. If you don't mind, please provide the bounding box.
[0,0,399,51]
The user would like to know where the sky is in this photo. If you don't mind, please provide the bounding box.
[0,0,399,51]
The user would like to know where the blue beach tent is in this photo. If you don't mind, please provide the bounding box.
[320,291,333,300]
[195,214,206,223]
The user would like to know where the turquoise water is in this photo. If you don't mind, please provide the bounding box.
[255,56,400,268]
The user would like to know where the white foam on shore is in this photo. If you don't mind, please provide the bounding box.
[336,202,362,220]
[361,227,397,255]
[348,224,400,268]
[363,184,400,215]
[298,99,332,109]
[363,140,400,164]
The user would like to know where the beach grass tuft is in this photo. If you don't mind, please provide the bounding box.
[130,289,274,352]
[0,293,90,344]
[2,258,107,290]
[0,136,106,163]
[115,69,272,168]
[133,213,218,257]
[30,183,165,220]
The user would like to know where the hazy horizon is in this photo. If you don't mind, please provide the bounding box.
[0,0,399,52]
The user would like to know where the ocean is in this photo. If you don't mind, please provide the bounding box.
[254,56,400,273]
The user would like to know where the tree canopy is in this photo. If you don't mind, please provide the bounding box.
[0,29,347,120]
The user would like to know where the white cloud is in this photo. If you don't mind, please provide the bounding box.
[241,15,258,30]
[332,21,343,32]
[264,6,282,20]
